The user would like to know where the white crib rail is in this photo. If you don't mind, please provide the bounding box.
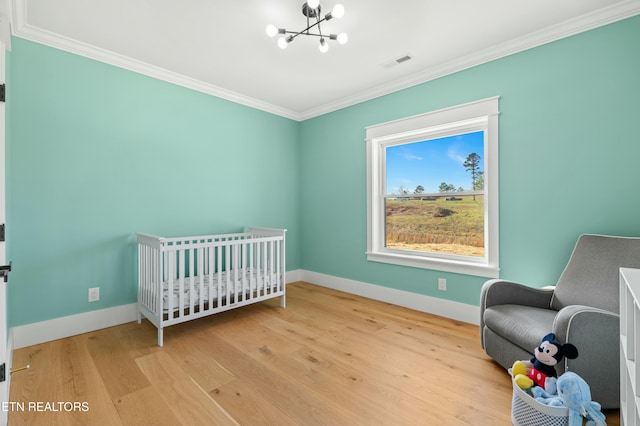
[137,228,286,346]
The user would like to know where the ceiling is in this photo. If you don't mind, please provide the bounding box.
[6,0,640,120]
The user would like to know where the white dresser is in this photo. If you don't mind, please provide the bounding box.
[620,267,640,425]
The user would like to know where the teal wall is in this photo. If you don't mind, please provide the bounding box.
[6,16,640,328]
[299,15,640,306]
[7,38,300,327]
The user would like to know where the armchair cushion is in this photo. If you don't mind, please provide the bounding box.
[480,279,554,349]
[483,305,557,354]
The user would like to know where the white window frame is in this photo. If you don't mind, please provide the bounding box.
[366,97,500,278]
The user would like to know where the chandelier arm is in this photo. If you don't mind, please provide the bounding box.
[284,32,327,38]
[318,19,324,38]
[283,16,328,42]
[316,15,324,38]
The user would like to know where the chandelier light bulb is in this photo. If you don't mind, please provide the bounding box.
[332,4,345,19]
[307,0,320,9]
[337,32,348,45]
[277,37,288,49]
[266,24,278,38]
[319,38,329,53]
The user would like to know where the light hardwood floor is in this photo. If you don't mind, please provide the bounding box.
[8,282,620,425]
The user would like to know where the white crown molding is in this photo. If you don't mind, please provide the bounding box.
[10,0,303,121]
[10,0,640,121]
[298,0,640,121]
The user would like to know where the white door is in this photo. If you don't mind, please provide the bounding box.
[0,40,7,424]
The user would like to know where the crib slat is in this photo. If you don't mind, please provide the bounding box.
[188,245,195,314]
[262,240,268,296]
[137,244,144,319]
[198,245,204,313]
[239,242,244,301]
[225,244,231,304]
[217,245,223,307]
[178,249,185,319]
[269,240,274,295]
[146,245,152,312]
[233,244,239,302]
[208,246,214,309]
[276,239,282,292]
[255,241,261,297]
[147,245,155,313]
[249,241,255,299]
[273,240,279,293]
[167,250,175,316]
[154,246,161,313]
[138,245,145,310]
[242,236,247,298]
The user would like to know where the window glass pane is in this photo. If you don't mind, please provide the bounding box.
[384,131,485,257]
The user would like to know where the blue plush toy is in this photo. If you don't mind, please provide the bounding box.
[531,371,606,426]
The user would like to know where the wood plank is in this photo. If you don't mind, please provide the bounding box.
[82,327,151,401]
[250,342,445,424]
[209,379,297,426]
[112,386,182,426]
[196,326,361,425]
[8,337,122,426]
[135,351,238,425]
[161,329,237,394]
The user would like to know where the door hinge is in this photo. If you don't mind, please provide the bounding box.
[0,84,4,103]
[0,363,5,382]
[0,263,10,283]
[0,223,4,241]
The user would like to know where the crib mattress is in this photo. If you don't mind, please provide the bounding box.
[162,268,280,312]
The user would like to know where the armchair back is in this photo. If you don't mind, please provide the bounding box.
[550,234,640,313]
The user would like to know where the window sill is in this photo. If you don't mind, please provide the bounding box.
[366,251,499,278]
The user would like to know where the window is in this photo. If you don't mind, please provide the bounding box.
[366,97,499,277]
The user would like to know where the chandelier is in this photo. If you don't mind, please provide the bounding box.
[266,0,348,53]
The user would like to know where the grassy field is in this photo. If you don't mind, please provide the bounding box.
[385,195,484,257]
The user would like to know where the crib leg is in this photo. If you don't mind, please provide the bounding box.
[280,294,286,308]
[158,327,164,347]
[136,309,142,324]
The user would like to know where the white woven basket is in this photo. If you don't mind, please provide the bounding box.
[508,369,569,426]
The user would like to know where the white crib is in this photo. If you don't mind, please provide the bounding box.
[136,227,286,346]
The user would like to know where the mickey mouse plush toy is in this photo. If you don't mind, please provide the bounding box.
[512,333,579,391]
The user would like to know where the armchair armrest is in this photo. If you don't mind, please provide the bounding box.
[481,279,554,311]
[551,305,619,409]
[552,304,618,344]
[480,280,555,347]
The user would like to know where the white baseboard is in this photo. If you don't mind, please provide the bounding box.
[10,269,477,349]
[11,304,138,349]
[300,270,480,325]
[285,269,302,283]
[10,271,304,349]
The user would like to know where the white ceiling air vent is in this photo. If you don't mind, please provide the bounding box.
[381,53,413,69]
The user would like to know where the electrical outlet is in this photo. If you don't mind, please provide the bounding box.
[88,287,100,302]
[438,278,447,291]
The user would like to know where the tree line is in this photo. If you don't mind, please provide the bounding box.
[397,152,483,195]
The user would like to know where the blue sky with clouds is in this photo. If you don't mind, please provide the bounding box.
[386,131,484,194]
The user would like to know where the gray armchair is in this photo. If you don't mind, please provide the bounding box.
[480,234,640,409]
